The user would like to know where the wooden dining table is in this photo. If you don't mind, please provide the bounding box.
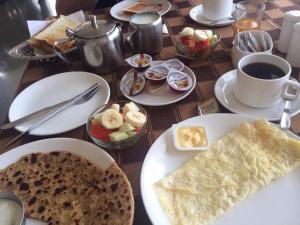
[1,0,300,224]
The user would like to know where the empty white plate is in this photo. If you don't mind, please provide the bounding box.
[189,4,235,27]
[214,70,300,121]
[8,71,110,135]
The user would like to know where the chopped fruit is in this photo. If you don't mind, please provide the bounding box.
[127,131,138,137]
[101,109,123,129]
[123,102,140,115]
[93,112,103,125]
[90,102,147,142]
[135,127,142,133]
[194,30,208,41]
[119,122,135,133]
[110,103,120,112]
[125,111,147,128]
[90,120,112,142]
[187,39,196,48]
[178,27,218,55]
[109,131,129,142]
[195,39,209,50]
[179,27,194,37]
[181,36,191,46]
[203,30,213,39]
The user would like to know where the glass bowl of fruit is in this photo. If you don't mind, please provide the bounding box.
[86,101,148,150]
[175,27,221,59]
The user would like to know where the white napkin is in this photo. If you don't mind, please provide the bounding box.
[27,11,85,37]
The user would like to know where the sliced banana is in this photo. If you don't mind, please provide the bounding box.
[101,109,123,129]
[93,112,103,125]
[125,111,146,128]
[194,30,208,41]
[203,30,213,39]
[110,103,120,112]
[179,27,194,37]
[123,102,140,115]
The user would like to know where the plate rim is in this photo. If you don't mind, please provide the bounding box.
[110,0,172,22]
[0,138,114,170]
[214,69,300,121]
[140,113,300,225]
[120,60,196,106]
[189,4,235,27]
[9,39,77,61]
[8,71,110,136]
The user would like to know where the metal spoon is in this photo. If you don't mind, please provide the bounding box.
[280,100,291,130]
[207,16,234,26]
[280,85,298,130]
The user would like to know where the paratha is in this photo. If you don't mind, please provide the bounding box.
[0,151,134,225]
[155,120,300,225]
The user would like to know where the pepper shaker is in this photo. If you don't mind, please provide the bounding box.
[286,22,300,68]
[277,10,300,53]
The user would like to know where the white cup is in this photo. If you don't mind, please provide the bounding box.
[231,30,273,68]
[233,53,300,108]
[202,0,233,21]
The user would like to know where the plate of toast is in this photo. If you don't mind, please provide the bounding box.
[110,0,171,22]
[9,15,79,61]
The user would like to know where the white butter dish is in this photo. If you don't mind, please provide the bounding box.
[172,124,209,151]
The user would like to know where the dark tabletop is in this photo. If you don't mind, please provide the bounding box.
[1,0,300,224]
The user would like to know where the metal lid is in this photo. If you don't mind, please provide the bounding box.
[75,16,116,39]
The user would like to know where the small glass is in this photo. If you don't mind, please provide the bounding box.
[233,1,265,37]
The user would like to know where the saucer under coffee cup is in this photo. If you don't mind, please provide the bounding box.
[233,53,300,108]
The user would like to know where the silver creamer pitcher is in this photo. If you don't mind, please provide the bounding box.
[127,12,163,55]
[54,16,124,73]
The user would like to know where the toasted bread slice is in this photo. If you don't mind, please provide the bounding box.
[123,1,163,14]
[30,15,79,53]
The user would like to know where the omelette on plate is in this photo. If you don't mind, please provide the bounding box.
[155,120,300,225]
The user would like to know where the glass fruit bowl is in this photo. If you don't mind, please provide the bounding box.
[86,101,148,150]
[175,33,221,59]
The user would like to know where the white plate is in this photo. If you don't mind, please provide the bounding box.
[189,4,235,27]
[0,138,114,225]
[120,61,196,106]
[8,71,110,136]
[141,113,300,225]
[214,70,300,121]
[110,0,171,22]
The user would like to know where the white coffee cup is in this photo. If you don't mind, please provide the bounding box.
[202,0,233,21]
[233,53,300,108]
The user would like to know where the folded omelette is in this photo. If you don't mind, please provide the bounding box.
[154,120,300,225]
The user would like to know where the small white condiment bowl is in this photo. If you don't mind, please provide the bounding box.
[172,124,210,151]
[163,58,185,71]
[0,192,25,225]
[125,54,152,70]
[144,64,169,84]
[231,30,273,68]
[167,70,193,92]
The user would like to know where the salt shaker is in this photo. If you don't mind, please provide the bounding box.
[286,22,300,68]
[278,10,300,53]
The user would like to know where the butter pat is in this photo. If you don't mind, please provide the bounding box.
[172,125,209,151]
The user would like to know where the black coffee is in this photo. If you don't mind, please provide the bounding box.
[242,63,286,80]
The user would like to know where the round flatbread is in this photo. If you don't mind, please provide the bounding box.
[0,151,134,225]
